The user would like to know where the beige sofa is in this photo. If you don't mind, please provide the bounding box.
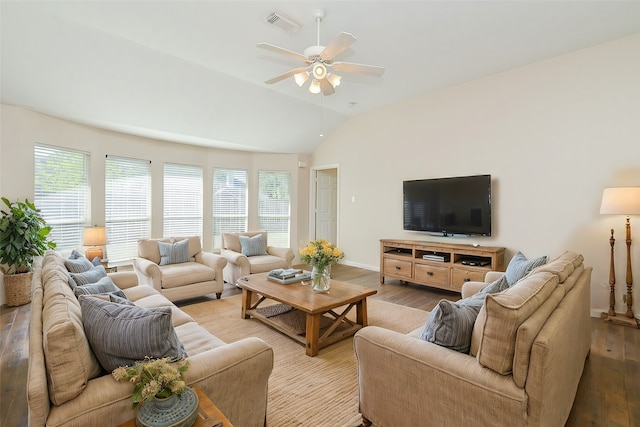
[28,251,274,427]
[134,236,227,301]
[354,251,591,427]
[220,231,295,284]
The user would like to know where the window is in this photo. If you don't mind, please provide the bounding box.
[163,163,203,238]
[212,168,247,249]
[258,170,291,247]
[34,145,90,251]
[105,156,151,263]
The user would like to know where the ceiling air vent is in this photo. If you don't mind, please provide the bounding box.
[266,11,301,34]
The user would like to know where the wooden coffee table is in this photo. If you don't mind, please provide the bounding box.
[237,272,377,356]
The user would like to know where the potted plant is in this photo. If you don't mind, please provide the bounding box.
[0,197,56,306]
[113,357,198,427]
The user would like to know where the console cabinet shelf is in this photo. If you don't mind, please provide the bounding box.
[380,239,505,292]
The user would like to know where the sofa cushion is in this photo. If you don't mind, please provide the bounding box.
[68,265,107,287]
[223,231,268,253]
[41,262,103,405]
[420,275,509,353]
[73,276,128,299]
[159,262,215,289]
[247,255,291,274]
[504,252,548,286]
[159,238,190,265]
[79,296,188,372]
[530,251,583,284]
[239,234,268,257]
[472,272,558,374]
[512,285,566,387]
[138,236,202,265]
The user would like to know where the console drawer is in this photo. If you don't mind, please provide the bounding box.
[383,258,413,279]
[414,264,448,286]
[451,268,486,290]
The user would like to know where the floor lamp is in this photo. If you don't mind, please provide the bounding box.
[600,187,640,328]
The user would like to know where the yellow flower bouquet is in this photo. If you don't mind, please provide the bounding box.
[300,239,344,292]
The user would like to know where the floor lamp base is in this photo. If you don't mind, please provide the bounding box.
[601,312,639,328]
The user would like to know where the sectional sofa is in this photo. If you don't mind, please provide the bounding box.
[355,251,591,427]
[28,251,273,427]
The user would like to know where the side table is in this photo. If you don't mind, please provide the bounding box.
[117,387,233,427]
[101,259,118,273]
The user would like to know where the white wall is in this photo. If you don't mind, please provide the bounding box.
[0,106,311,305]
[312,34,640,318]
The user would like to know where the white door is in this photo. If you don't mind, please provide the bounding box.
[315,168,337,244]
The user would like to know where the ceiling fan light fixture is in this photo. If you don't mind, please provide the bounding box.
[294,71,309,87]
[309,79,321,94]
[327,73,341,88]
[312,63,327,80]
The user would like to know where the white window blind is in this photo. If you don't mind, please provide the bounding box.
[212,168,247,249]
[34,145,90,251]
[105,156,151,263]
[163,163,203,238]
[258,170,291,247]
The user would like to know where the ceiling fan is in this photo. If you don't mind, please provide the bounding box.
[257,8,384,96]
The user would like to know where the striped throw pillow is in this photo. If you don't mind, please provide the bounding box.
[239,234,268,257]
[158,239,190,265]
[504,252,548,286]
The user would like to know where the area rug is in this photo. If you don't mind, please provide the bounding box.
[181,295,429,427]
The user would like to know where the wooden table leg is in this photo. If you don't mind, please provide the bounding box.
[356,298,369,326]
[305,313,321,356]
[241,289,252,319]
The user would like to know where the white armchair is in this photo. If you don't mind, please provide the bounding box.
[133,236,227,302]
[220,231,295,284]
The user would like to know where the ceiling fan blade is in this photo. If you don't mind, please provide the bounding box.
[257,42,309,63]
[321,32,357,62]
[320,79,335,96]
[265,67,309,84]
[331,61,385,76]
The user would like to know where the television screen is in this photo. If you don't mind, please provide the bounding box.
[403,174,492,236]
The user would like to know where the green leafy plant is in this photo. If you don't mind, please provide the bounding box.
[112,357,190,409]
[0,197,56,274]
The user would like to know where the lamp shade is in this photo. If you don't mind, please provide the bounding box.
[600,187,640,215]
[83,226,107,246]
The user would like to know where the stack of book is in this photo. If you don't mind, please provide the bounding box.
[267,268,310,284]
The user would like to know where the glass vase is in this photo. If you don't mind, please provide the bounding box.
[311,265,331,293]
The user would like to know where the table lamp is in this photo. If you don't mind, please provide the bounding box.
[600,187,640,328]
[83,226,107,260]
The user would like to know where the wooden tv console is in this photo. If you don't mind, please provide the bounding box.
[380,239,505,292]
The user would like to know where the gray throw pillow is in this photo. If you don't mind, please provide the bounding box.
[73,276,128,299]
[505,252,548,286]
[79,296,188,372]
[239,234,268,257]
[69,265,107,286]
[64,256,94,274]
[420,275,509,353]
[158,239,190,266]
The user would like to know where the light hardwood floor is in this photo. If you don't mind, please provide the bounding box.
[2,264,639,426]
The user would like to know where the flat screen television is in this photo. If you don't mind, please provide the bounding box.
[403,174,492,236]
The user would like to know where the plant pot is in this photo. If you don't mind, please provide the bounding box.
[4,271,32,307]
[135,386,199,427]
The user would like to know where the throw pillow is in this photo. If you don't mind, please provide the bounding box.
[64,256,94,274]
[69,249,85,259]
[158,239,190,266]
[420,275,509,353]
[239,234,268,257]
[79,296,188,372]
[68,265,107,287]
[73,276,128,300]
[504,252,548,286]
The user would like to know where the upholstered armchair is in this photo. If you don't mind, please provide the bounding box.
[133,236,227,302]
[220,231,295,284]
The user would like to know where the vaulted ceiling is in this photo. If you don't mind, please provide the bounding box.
[2,1,640,154]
